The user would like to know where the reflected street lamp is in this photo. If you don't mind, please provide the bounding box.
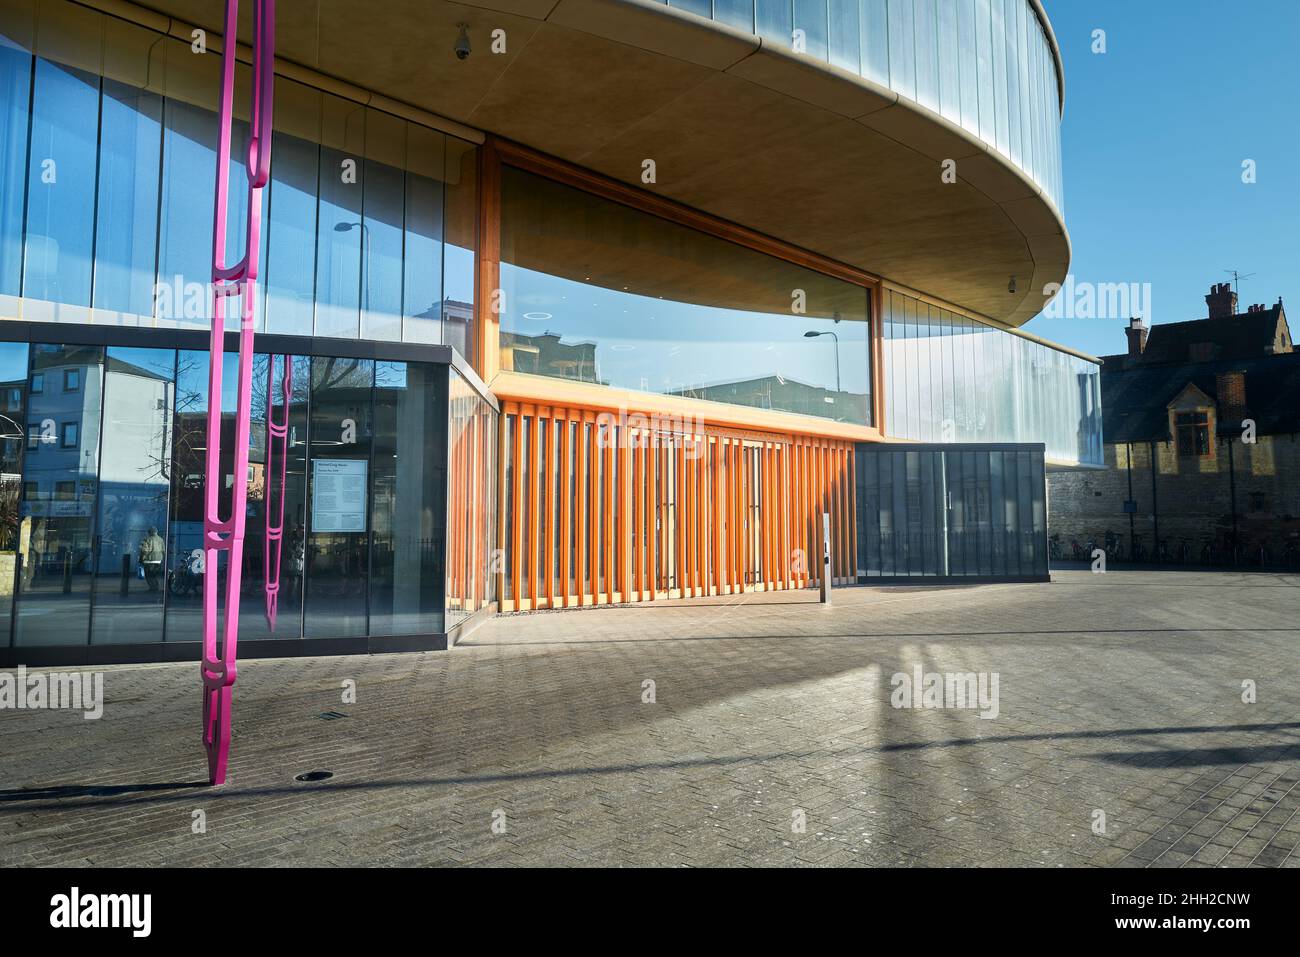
[334,221,371,315]
[803,329,841,393]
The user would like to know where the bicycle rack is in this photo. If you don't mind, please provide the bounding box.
[201,0,275,786]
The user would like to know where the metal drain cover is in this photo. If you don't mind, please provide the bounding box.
[317,711,349,720]
[294,770,334,783]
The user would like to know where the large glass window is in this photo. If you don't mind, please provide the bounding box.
[93,79,163,322]
[499,166,873,426]
[89,347,174,644]
[0,20,32,304]
[0,341,28,641]
[304,356,372,637]
[0,4,478,351]
[22,58,99,319]
[14,343,103,646]
[881,289,1102,465]
[370,361,446,636]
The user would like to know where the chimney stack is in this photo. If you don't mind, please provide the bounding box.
[1206,282,1238,319]
[1125,316,1148,357]
[1215,370,1248,423]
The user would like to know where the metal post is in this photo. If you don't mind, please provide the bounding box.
[819,512,832,604]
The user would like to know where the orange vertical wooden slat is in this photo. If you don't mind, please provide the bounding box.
[712,438,722,596]
[774,442,785,590]
[683,436,693,597]
[510,408,522,610]
[603,423,614,603]
[681,434,691,595]
[587,413,598,604]
[558,410,571,608]
[733,441,743,591]
[621,427,632,602]
[575,413,586,607]
[496,408,507,605]
[695,438,706,596]
[657,441,668,597]
[541,408,553,608]
[527,408,540,608]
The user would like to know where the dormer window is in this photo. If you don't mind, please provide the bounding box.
[1175,411,1211,457]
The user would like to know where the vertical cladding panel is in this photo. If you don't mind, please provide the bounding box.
[559,409,571,606]
[495,403,860,609]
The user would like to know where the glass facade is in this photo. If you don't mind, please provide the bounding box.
[882,289,1102,466]
[855,443,1048,580]
[499,166,873,426]
[662,0,1065,211]
[445,368,499,629]
[0,335,462,651]
[0,0,478,348]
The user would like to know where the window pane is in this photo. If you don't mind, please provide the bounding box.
[92,78,162,322]
[360,111,406,342]
[371,360,446,635]
[237,352,309,640]
[499,166,872,426]
[23,58,99,316]
[89,346,174,644]
[304,356,372,637]
[0,32,32,301]
[14,343,103,646]
[0,341,29,640]
[157,98,217,328]
[263,131,320,335]
[402,123,445,344]
[443,138,477,359]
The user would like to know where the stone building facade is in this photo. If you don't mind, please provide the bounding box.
[1048,283,1300,565]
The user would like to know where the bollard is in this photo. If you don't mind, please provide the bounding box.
[121,553,131,596]
[819,512,832,604]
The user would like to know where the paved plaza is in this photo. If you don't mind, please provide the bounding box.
[2,569,1299,867]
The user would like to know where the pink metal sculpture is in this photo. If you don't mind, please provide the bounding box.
[263,354,292,631]
[202,0,275,786]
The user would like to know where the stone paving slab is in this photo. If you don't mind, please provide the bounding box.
[1,569,1298,867]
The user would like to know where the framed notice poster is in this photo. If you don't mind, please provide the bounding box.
[312,458,368,533]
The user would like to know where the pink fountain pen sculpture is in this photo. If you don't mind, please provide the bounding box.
[263,353,292,631]
[201,0,276,786]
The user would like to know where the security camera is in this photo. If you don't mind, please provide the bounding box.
[455,24,471,60]
[1008,275,1017,294]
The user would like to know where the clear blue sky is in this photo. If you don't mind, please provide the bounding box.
[1024,0,1300,357]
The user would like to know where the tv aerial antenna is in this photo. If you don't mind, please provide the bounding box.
[1224,269,1256,299]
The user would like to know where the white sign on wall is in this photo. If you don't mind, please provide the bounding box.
[312,458,368,533]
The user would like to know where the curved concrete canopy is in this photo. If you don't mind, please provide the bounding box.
[129,0,1070,327]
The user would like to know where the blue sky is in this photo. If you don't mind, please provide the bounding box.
[1024,0,1300,357]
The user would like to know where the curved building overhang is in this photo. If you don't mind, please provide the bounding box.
[123,0,1070,327]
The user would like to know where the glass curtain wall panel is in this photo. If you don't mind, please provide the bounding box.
[0,340,29,641]
[499,166,872,427]
[881,289,1102,466]
[13,343,104,645]
[0,1,478,352]
[855,442,1047,581]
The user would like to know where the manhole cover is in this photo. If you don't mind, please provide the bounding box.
[294,770,334,783]
[317,711,349,720]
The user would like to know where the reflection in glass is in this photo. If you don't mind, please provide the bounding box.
[263,132,319,336]
[23,59,99,315]
[164,349,237,642]
[90,347,174,644]
[305,356,372,637]
[0,36,32,300]
[500,167,872,426]
[371,361,446,635]
[93,79,163,322]
[0,342,29,640]
[237,353,309,639]
[14,344,104,646]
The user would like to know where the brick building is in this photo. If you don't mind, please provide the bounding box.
[1048,283,1300,566]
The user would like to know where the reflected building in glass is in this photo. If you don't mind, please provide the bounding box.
[0,0,1096,663]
